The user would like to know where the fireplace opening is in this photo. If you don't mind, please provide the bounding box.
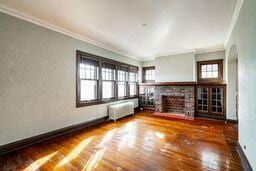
[162,95,185,115]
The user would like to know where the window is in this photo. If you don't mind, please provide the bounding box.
[76,50,138,107]
[102,62,116,100]
[79,57,99,101]
[118,66,128,98]
[129,67,138,96]
[197,60,223,83]
[143,66,155,83]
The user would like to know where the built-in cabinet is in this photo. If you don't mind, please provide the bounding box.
[196,85,226,119]
[139,85,155,109]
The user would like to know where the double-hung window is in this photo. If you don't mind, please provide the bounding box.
[102,62,116,100]
[79,56,99,102]
[118,66,128,98]
[129,67,138,96]
[76,51,138,107]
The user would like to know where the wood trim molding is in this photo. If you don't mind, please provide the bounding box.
[224,0,245,46]
[139,81,197,86]
[0,116,108,155]
[0,4,143,61]
[237,142,253,171]
[226,119,238,123]
[0,106,139,156]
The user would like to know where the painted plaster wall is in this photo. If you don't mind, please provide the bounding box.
[0,12,141,146]
[155,52,196,82]
[226,0,256,169]
[142,60,156,67]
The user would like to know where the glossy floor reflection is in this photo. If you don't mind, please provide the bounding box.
[0,110,242,170]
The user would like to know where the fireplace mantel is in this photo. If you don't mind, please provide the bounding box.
[139,81,197,86]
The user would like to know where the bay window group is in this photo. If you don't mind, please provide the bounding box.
[76,51,138,107]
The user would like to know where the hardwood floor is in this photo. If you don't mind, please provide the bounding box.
[0,110,242,171]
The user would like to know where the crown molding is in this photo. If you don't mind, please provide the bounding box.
[0,2,239,62]
[195,47,225,55]
[140,50,196,61]
[0,4,143,61]
[224,0,244,47]
[141,46,225,61]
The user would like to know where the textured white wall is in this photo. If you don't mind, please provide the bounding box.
[226,0,256,169]
[0,12,141,146]
[142,60,156,67]
[227,56,238,120]
[195,50,225,61]
[155,52,196,82]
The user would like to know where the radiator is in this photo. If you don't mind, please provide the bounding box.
[109,102,134,121]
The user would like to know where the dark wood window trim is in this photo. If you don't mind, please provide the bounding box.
[142,66,155,83]
[76,50,139,107]
[197,59,223,83]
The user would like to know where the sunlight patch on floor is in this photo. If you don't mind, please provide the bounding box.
[24,151,58,171]
[56,136,95,167]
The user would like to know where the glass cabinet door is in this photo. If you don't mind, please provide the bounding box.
[196,85,226,119]
[139,86,154,109]
[197,87,208,112]
[146,86,154,108]
[139,86,146,107]
[211,87,224,114]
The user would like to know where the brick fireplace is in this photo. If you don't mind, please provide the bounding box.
[162,95,185,114]
[155,86,195,117]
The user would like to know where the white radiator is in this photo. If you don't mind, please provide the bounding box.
[109,102,134,121]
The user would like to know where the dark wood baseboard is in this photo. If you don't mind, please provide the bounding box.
[196,113,226,120]
[237,142,253,171]
[226,119,238,123]
[0,116,108,156]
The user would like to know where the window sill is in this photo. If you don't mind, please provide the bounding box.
[76,96,139,108]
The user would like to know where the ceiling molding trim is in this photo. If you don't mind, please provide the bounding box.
[195,47,225,55]
[0,4,143,61]
[141,47,225,61]
[224,0,244,47]
[153,50,196,59]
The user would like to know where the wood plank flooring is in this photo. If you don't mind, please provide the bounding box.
[0,110,242,171]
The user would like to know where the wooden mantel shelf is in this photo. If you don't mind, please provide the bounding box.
[139,82,227,86]
[139,82,197,86]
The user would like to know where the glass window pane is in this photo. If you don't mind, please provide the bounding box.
[212,71,218,78]
[118,82,126,97]
[118,70,127,81]
[103,81,115,99]
[201,65,207,71]
[206,65,212,71]
[129,82,137,96]
[145,69,155,81]
[102,68,115,81]
[202,72,207,78]
[80,80,97,101]
[200,63,220,79]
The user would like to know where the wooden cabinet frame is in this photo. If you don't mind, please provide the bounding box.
[195,84,226,120]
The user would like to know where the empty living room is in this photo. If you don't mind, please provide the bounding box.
[0,0,255,170]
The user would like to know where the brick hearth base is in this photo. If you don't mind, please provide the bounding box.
[152,112,194,121]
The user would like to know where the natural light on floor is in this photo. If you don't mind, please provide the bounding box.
[56,136,95,168]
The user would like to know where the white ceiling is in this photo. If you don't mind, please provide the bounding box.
[0,0,237,61]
